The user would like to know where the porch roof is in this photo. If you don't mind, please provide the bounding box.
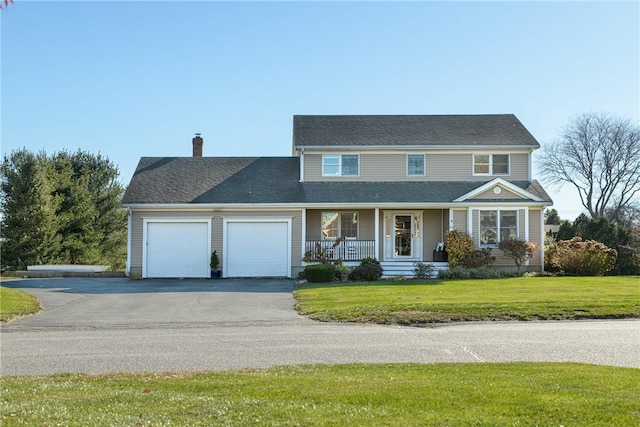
[300,180,551,204]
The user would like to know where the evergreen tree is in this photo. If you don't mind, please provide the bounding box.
[1,149,127,271]
[1,150,61,270]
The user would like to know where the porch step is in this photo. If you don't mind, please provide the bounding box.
[380,261,448,279]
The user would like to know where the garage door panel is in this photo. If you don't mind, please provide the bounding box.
[146,222,209,278]
[226,221,289,277]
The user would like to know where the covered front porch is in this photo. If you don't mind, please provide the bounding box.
[303,208,450,277]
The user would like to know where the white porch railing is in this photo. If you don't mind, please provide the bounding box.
[304,240,376,262]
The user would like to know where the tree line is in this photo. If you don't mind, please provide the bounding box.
[1,149,127,271]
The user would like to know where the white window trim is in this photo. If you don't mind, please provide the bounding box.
[321,211,359,240]
[478,208,519,247]
[322,154,360,177]
[472,153,511,177]
[406,153,426,176]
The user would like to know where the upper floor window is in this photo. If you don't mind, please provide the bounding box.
[322,154,359,176]
[479,210,517,246]
[473,154,509,176]
[407,154,425,176]
[322,212,358,239]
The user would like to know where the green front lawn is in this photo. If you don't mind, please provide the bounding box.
[0,285,41,322]
[1,363,638,426]
[295,276,640,324]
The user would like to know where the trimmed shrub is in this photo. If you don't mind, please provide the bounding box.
[444,230,474,269]
[413,262,436,279]
[349,258,383,281]
[545,237,617,276]
[498,239,541,273]
[304,264,336,283]
[438,266,517,280]
[460,248,495,268]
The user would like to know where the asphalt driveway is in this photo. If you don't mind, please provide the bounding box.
[1,277,309,330]
[2,278,639,375]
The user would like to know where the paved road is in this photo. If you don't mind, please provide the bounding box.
[1,278,638,376]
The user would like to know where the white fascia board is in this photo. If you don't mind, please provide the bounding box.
[124,201,548,211]
[298,145,537,152]
[452,178,544,202]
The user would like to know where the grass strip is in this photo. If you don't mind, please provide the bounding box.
[295,276,640,323]
[1,363,639,426]
[0,286,41,322]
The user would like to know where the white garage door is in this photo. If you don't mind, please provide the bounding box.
[226,221,290,277]
[145,221,210,278]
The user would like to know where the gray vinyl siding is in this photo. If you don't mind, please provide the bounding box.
[304,152,530,182]
[423,209,446,261]
[130,209,303,277]
[472,186,525,200]
[452,210,467,232]
[529,208,542,267]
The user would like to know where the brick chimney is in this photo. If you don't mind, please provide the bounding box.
[192,133,203,157]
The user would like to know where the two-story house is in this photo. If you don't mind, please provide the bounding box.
[122,114,552,278]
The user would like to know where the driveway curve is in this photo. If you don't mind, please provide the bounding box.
[1,278,638,376]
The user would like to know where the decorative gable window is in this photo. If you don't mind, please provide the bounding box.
[322,212,358,239]
[407,154,425,176]
[473,154,510,176]
[322,154,359,176]
[479,210,517,246]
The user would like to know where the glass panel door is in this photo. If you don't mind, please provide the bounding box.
[394,215,412,257]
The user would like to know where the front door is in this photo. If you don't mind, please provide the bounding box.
[394,215,413,257]
[383,211,423,261]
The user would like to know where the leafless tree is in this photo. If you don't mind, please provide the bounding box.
[540,112,640,219]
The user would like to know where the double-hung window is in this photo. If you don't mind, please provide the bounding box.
[322,154,359,176]
[473,154,509,176]
[479,210,517,246]
[407,154,425,176]
[322,212,358,239]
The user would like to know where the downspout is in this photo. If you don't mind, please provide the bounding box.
[126,208,132,277]
[299,148,304,182]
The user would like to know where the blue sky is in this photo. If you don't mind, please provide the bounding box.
[2,0,638,220]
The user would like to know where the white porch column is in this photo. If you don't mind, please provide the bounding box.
[301,208,307,265]
[540,208,546,272]
[374,208,380,260]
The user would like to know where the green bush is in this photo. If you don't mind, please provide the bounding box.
[460,248,495,268]
[349,258,383,281]
[498,239,541,273]
[413,262,436,279]
[445,230,474,269]
[438,266,517,280]
[304,264,337,283]
[545,237,617,276]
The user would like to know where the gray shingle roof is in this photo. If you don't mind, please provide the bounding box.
[122,157,302,204]
[293,114,540,148]
[122,157,552,205]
